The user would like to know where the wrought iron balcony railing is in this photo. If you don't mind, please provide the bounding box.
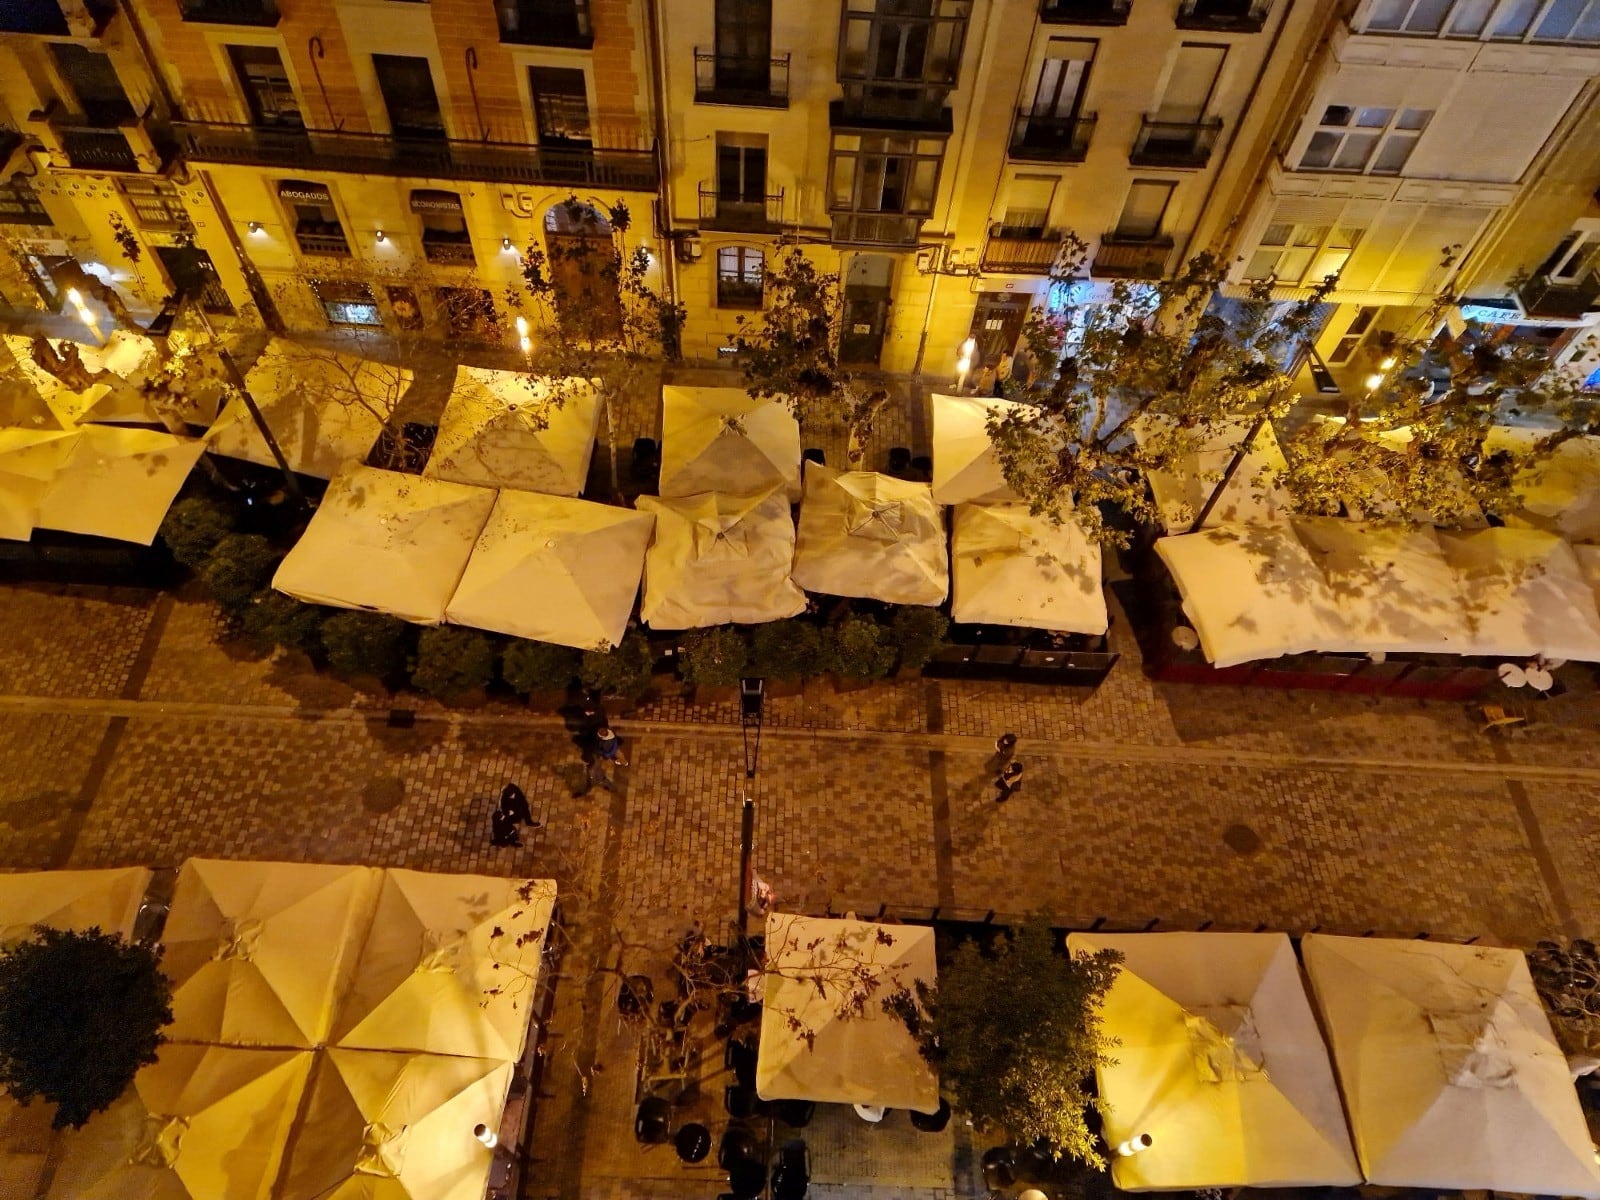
[422,234,476,265]
[830,211,923,247]
[497,0,592,47]
[294,227,351,257]
[1518,272,1600,319]
[982,226,1067,274]
[178,0,279,25]
[1040,0,1131,24]
[698,183,784,233]
[693,51,791,108]
[1176,0,1269,31]
[1092,233,1173,279]
[1129,115,1222,168]
[1010,110,1096,163]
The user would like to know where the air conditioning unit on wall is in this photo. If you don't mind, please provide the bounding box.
[674,235,702,264]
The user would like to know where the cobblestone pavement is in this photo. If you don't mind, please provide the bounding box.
[1,576,1598,1198]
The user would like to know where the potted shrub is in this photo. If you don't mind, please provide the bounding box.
[158,495,235,570]
[501,638,581,711]
[679,626,749,704]
[199,533,282,613]
[411,626,497,703]
[580,629,656,709]
[238,590,324,655]
[889,606,951,678]
[320,611,410,687]
[746,619,823,698]
[822,614,895,691]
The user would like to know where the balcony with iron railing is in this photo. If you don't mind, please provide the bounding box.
[1009,110,1096,163]
[1129,114,1222,168]
[37,102,171,174]
[693,50,790,108]
[1092,233,1173,278]
[982,225,1067,274]
[1040,0,1131,23]
[173,121,659,191]
[0,0,115,35]
[294,224,351,257]
[830,211,923,247]
[1518,272,1600,319]
[497,0,592,48]
[178,0,278,25]
[1176,0,1269,31]
[422,231,476,265]
[698,183,784,233]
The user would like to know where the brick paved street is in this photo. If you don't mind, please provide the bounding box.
[1,574,1598,1198]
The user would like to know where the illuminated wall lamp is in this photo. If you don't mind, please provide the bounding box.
[501,236,515,252]
[375,230,387,244]
[247,221,264,236]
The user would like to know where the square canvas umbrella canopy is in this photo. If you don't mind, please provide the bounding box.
[0,866,150,944]
[207,338,412,479]
[635,486,806,629]
[3,334,116,427]
[0,376,67,431]
[273,466,497,624]
[34,425,206,545]
[444,489,653,649]
[424,367,600,496]
[332,872,556,1061]
[1302,934,1600,1197]
[1438,526,1600,662]
[792,463,948,605]
[756,913,939,1112]
[47,1043,311,1200]
[1488,426,1600,542]
[659,385,801,501]
[951,503,1106,633]
[162,859,381,1048]
[1066,932,1360,1190]
[1303,416,1485,527]
[1138,415,1293,533]
[0,428,80,541]
[930,392,1027,505]
[277,1050,513,1200]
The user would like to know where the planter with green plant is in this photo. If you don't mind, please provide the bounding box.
[411,626,497,702]
[158,495,236,570]
[501,639,581,710]
[746,618,823,697]
[889,606,951,678]
[678,625,749,702]
[238,590,324,654]
[580,629,657,708]
[822,613,895,691]
[320,611,411,685]
[199,533,282,613]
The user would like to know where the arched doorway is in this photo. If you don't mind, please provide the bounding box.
[840,253,893,365]
[543,200,620,337]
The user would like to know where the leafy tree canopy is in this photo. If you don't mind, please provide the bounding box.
[0,927,172,1129]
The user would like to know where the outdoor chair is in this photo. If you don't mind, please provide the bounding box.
[981,1147,1016,1191]
[888,446,912,476]
[776,1099,815,1128]
[772,1139,810,1200]
[634,1095,671,1144]
[727,1159,767,1200]
[724,1038,757,1088]
[910,1098,951,1132]
[723,1083,756,1118]
[617,974,654,1017]
[674,1122,712,1164]
[802,447,825,466]
[718,1127,759,1170]
[910,454,933,482]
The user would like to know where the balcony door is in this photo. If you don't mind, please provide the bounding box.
[714,0,771,90]
[717,136,767,206]
[1154,43,1224,125]
[227,45,303,129]
[1030,39,1093,120]
[373,54,445,140]
[528,66,591,148]
[49,44,133,125]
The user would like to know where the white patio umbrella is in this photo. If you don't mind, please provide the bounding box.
[278,1050,512,1200]
[792,463,948,605]
[161,859,381,1048]
[0,377,66,431]
[207,338,412,478]
[46,1043,311,1200]
[1488,426,1600,543]
[0,866,150,944]
[3,334,110,426]
[1066,932,1360,1190]
[635,486,806,629]
[659,385,801,501]
[332,872,557,1062]
[272,467,497,624]
[424,367,600,496]
[445,490,653,649]
[1138,415,1293,533]
[930,392,1026,505]
[951,503,1106,633]
[0,428,80,541]
[1438,526,1600,662]
[1303,934,1600,1197]
[756,912,939,1113]
[34,425,205,545]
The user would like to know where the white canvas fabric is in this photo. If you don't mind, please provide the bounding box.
[332,872,556,1061]
[1438,526,1600,662]
[273,467,497,624]
[1156,524,1350,666]
[2,334,129,426]
[1303,935,1600,1197]
[757,913,939,1112]
[445,490,653,649]
[0,867,150,944]
[0,376,67,432]
[34,425,205,544]
[1298,415,1484,527]
[1138,416,1293,533]
[635,487,806,629]
[207,338,412,478]
[424,367,600,496]
[659,385,801,501]
[1488,426,1600,543]
[0,428,79,541]
[792,463,948,605]
[162,859,381,1048]
[1067,932,1360,1190]
[277,1050,512,1200]
[930,393,1027,505]
[950,503,1106,633]
[47,1043,311,1200]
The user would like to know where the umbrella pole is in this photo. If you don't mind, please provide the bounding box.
[192,307,302,502]
[737,678,763,936]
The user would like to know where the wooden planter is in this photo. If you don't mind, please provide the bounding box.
[684,683,738,705]
[523,688,568,713]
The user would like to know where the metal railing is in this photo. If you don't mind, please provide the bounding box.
[1093,233,1173,278]
[178,0,279,24]
[1176,0,1269,30]
[422,236,476,265]
[1039,0,1131,23]
[173,120,659,191]
[982,226,1066,274]
[1518,272,1600,319]
[1129,114,1222,167]
[697,183,784,232]
[830,212,923,246]
[693,50,791,108]
[57,127,139,172]
[1009,109,1096,162]
[497,0,592,47]
[294,228,351,257]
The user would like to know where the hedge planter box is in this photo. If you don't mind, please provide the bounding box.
[685,684,738,705]
[524,689,569,713]
[760,678,804,699]
[830,674,877,694]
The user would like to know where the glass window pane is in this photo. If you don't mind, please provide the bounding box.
[832,155,857,207]
[1405,0,1452,27]
[1397,107,1432,129]
[1299,131,1339,167]
[1533,0,1584,36]
[1355,106,1394,127]
[1245,250,1281,278]
[1262,222,1293,246]
[1334,132,1378,168]
[1309,249,1353,279]
[1330,225,1365,249]
[1373,133,1418,172]
[1116,181,1173,238]
[833,134,861,152]
[1281,248,1315,278]
[1292,224,1328,246]
[1491,0,1537,35]
[1576,0,1600,38]
[1321,104,1354,125]
[909,159,938,211]
[1366,0,1409,27]
[1448,0,1495,32]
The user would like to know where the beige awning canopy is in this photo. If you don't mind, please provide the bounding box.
[792,463,948,605]
[1303,934,1600,1197]
[1067,932,1360,1191]
[424,366,600,496]
[756,913,938,1112]
[1488,426,1600,543]
[332,872,557,1061]
[930,392,1026,505]
[1439,526,1600,661]
[1138,415,1294,533]
[951,503,1106,633]
[273,466,498,624]
[0,376,67,432]
[161,859,381,1048]
[0,428,80,541]
[659,385,802,501]
[635,487,806,629]
[445,489,653,649]
[34,425,206,545]
[207,338,412,478]
[0,866,150,944]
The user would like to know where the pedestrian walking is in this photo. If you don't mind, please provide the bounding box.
[490,808,521,847]
[995,351,1014,397]
[994,761,1023,803]
[498,783,538,828]
[989,731,1019,773]
[586,725,628,792]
